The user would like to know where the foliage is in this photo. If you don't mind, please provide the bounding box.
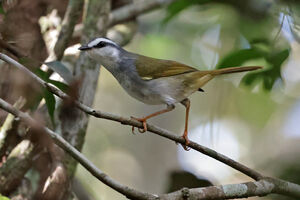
[163,0,210,24]
[19,58,69,125]
[217,43,290,91]
[163,0,292,91]
[44,61,73,84]
[0,4,4,15]
[0,194,10,200]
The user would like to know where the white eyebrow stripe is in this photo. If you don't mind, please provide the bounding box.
[87,38,117,47]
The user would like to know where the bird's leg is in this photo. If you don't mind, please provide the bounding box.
[131,104,175,134]
[180,98,191,151]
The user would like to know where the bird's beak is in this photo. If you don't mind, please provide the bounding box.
[78,45,91,51]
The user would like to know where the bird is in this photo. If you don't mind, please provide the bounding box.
[79,37,262,150]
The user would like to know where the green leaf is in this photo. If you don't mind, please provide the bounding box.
[0,3,4,15]
[267,48,290,67]
[18,57,41,71]
[241,48,290,90]
[44,89,56,125]
[217,48,266,68]
[44,61,73,84]
[35,69,49,81]
[163,0,210,24]
[34,69,69,92]
[48,80,69,92]
[0,194,10,200]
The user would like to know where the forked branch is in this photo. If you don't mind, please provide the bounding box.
[0,90,300,200]
[1,53,300,199]
[0,52,263,180]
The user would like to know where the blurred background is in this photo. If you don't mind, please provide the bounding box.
[1,0,300,199]
[73,1,300,200]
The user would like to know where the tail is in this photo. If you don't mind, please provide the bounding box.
[210,66,262,75]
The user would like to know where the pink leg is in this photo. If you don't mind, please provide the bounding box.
[131,104,175,134]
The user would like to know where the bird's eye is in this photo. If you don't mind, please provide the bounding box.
[94,41,106,48]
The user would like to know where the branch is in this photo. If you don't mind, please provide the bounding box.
[108,0,176,26]
[2,98,300,200]
[0,52,263,181]
[0,39,25,58]
[159,178,300,200]
[0,139,35,194]
[0,80,300,199]
[160,180,273,200]
[107,21,138,46]
[0,97,25,157]
[54,0,84,60]
[0,98,156,200]
[57,0,110,182]
[73,0,176,38]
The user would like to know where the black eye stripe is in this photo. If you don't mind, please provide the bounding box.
[94,41,106,48]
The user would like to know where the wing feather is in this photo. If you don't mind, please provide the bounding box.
[135,55,198,80]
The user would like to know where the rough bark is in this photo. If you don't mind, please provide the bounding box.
[0,140,35,194]
[1,96,300,200]
[52,0,111,198]
[54,0,84,60]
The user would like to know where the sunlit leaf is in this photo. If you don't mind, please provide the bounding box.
[44,61,73,84]
[44,89,56,125]
[0,194,10,200]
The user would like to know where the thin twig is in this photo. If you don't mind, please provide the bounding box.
[0,139,35,194]
[0,52,264,181]
[0,98,156,200]
[108,0,176,26]
[54,0,84,60]
[159,178,300,200]
[73,0,176,38]
[0,39,25,58]
[1,98,300,199]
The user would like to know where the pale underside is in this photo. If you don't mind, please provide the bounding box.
[119,55,216,105]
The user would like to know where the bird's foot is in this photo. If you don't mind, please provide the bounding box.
[130,116,148,134]
[181,132,191,151]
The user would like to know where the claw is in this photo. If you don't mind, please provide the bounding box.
[181,133,191,151]
[131,116,147,134]
[131,126,136,135]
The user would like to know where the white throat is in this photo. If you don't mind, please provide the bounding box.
[88,46,120,70]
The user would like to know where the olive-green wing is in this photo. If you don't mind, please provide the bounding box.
[135,55,198,80]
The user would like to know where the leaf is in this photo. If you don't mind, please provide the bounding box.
[267,48,290,68]
[217,48,266,68]
[18,57,41,71]
[34,69,69,92]
[35,68,49,81]
[48,80,69,92]
[0,4,4,14]
[162,0,210,24]
[44,61,73,84]
[0,194,10,200]
[241,48,290,90]
[44,89,56,125]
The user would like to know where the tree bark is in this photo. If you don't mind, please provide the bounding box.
[54,0,111,197]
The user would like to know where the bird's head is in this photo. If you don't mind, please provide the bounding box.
[79,37,122,65]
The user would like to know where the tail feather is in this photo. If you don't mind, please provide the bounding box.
[210,66,262,75]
